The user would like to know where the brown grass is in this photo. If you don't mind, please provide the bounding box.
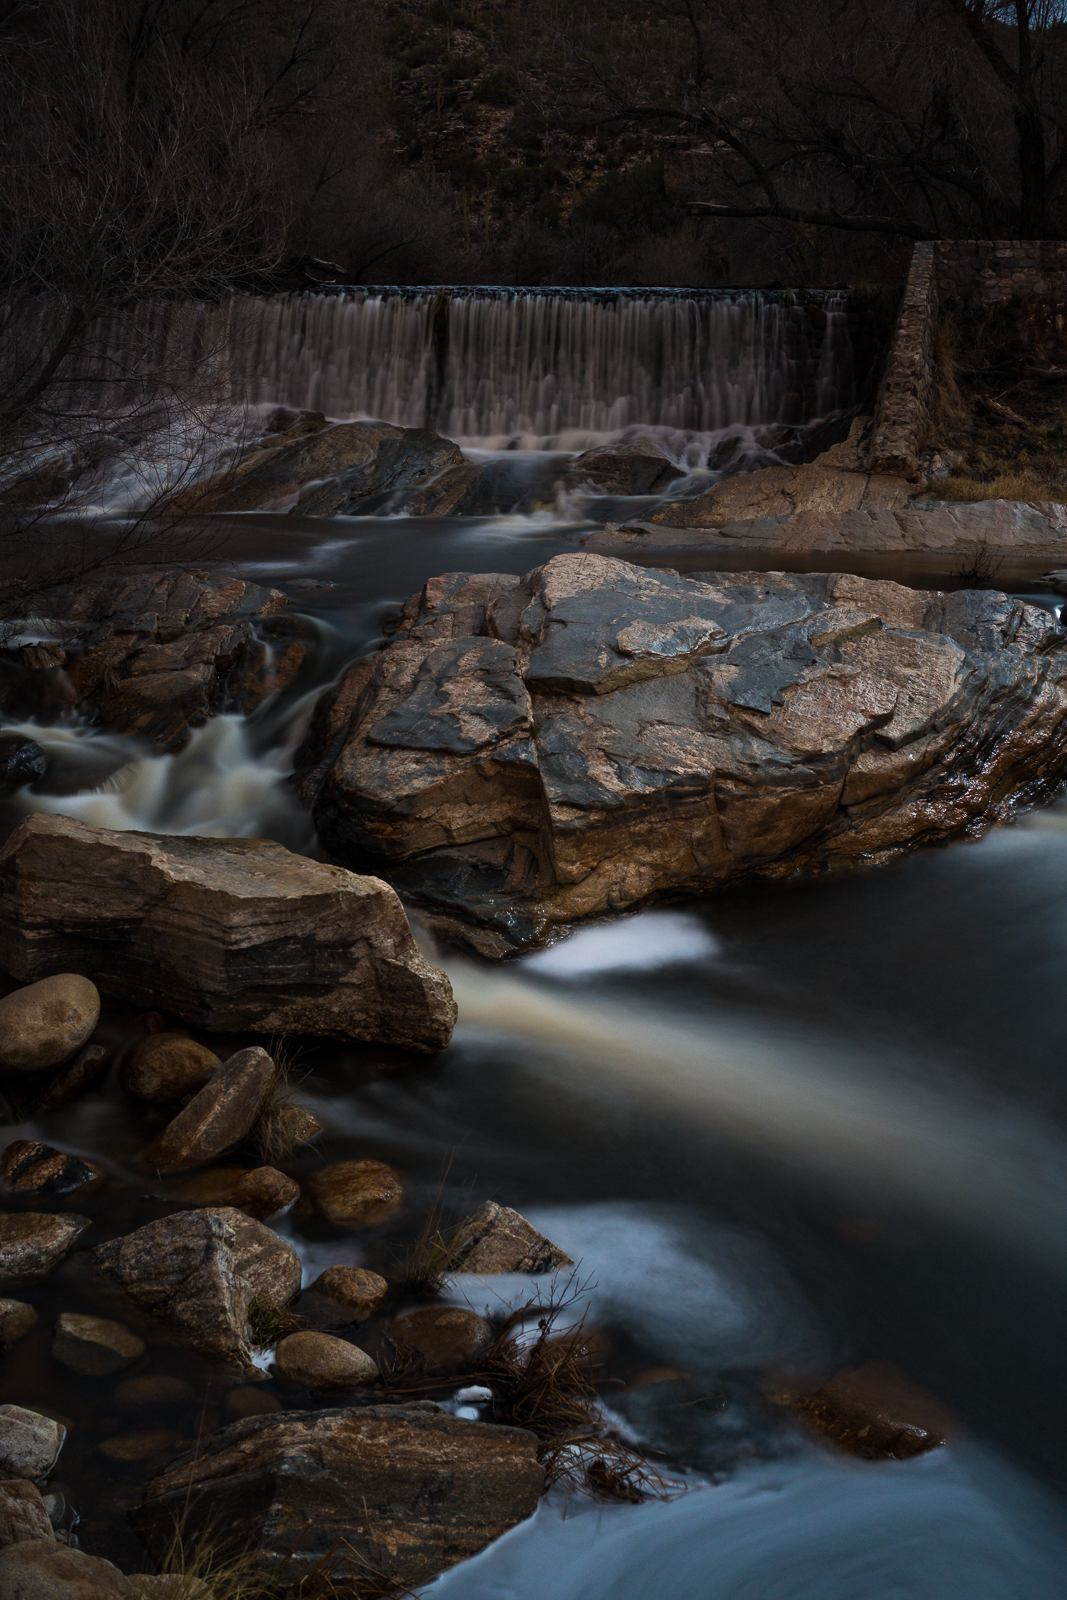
[249,1039,315,1164]
[929,472,1067,504]
[246,1293,303,1352]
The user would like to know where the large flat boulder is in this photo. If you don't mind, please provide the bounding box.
[648,462,914,528]
[605,493,1067,559]
[165,420,464,515]
[131,1405,544,1589]
[0,569,301,749]
[295,553,1067,952]
[0,816,456,1048]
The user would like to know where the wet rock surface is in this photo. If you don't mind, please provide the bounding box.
[0,1408,65,1480]
[0,815,456,1048]
[448,1201,574,1274]
[52,1314,144,1377]
[0,1299,37,1342]
[297,552,1067,950]
[273,1330,379,1389]
[387,1307,494,1374]
[0,735,47,795]
[141,1047,274,1174]
[304,1265,389,1319]
[90,1207,301,1368]
[0,1537,159,1598]
[132,1404,544,1589]
[121,1035,220,1105]
[35,1043,115,1113]
[0,1214,88,1279]
[0,1481,54,1548]
[0,570,300,750]
[789,1360,953,1460]
[0,1143,105,1200]
[167,1166,298,1220]
[0,977,101,1074]
[305,1159,404,1229]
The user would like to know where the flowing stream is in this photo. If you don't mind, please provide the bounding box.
[5,290,1067,1595]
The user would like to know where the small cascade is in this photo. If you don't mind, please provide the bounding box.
[216,285,874,447]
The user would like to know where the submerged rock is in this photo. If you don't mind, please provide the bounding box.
[0,735,46,795]
[121,1033,221,1104]
[0,1300,38,1343]
[0,569,299,750]
[304,1266,389,1320]
[52,1313,144,1376]
[141,1046,274,1175]
[787,1360,953,1460]
[132,1405,544,1589]
[0,1408,65,1480]
[448,1202,574,1275]
[0,1214,88,1279]
[36,1041,115,1112]
[0,816,456,1049]
[387,1307,493,1375]
[305,1160,403,1229]
[296,553,1067,951]
[168,1166,299,1220]
[90,1207,301,1368]
[0,976,100,1073]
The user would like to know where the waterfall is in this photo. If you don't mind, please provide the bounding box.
[215,286,871,448]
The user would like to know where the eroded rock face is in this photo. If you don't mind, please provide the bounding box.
[90,1208,301,1369]
[165,420,465,516]
[0,1409,65,1481]
[647,462,914,530]
[0,816,456,1049]
[0,1481,53,1548]
[0,1214,88,1279]
[449,1202,573,1275]
[132,1405,544,1589]
[296,554,1067,951]
[0,570,301,750]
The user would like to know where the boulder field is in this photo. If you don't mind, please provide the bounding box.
[295,552,1067,953]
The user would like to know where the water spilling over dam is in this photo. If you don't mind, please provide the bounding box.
[209,285,875,447]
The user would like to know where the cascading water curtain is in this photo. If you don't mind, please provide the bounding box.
[196,286,873,446]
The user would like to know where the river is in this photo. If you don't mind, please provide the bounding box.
[4,289,1067,1596]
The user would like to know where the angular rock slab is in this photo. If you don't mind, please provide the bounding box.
[0,816,456,1049]
[449,1202,574,1275]
[132,1405,544,1589]
[296,554,1067,951]
[90,1207,301,1369]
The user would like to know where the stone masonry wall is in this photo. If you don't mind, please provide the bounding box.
[865,241,937,477]
[865,239,1067,478]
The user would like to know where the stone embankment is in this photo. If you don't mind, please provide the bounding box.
[295,552,1067,953]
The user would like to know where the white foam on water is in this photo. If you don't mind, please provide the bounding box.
[522,911,720,978]
[420,1445,1067,1600]
[441,1203,823,1376]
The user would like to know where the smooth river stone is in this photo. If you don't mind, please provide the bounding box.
[0,975,100,1072]
[141,1047,274,1175]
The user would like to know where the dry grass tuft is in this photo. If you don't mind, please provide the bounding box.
[246,1293,304,1351]
[930,472,1067,504]
[249,1039,315,1165]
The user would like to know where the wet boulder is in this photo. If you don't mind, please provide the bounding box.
[273,1331,378,1389]
[560,446,679,499]
[0,1142,105,1200]
[304,1266,388,1321]
[0,816,456,1050]
[296,553,1067,952]
[0,569,299,750]
[141,1046,274,1174]
[448,1202,574,1275]
[0,1481,53,1548]
[0,976,100,1073]
[131,1404,544,1590]
[0,735,46,795]
[121,1034,221,1104]
[0,1214,88,1279]
[168,1166,299,1220]
[787,1360,953,1460]
[0,1300,37,1343]
[90,1207,301,1369]
[0,1408,65,1480]
[387,1307,493,1375]
[305,1160,403,1229]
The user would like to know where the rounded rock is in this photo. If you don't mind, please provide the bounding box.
[0,1140,105,1199]
[388,1307,493,1375]
[307,1266,388,1319]
[52,1313,144,1377]
[274,1331,378,1390]
[306,1160,403,1229]
[113,1376,197,1412]
[0,975,100,1073]
[122,1034,221,1104]
[270,1104,321,1152]
[0,1300,38,1344]
[0,1406,65,1479]
[169,1166,298,1220]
